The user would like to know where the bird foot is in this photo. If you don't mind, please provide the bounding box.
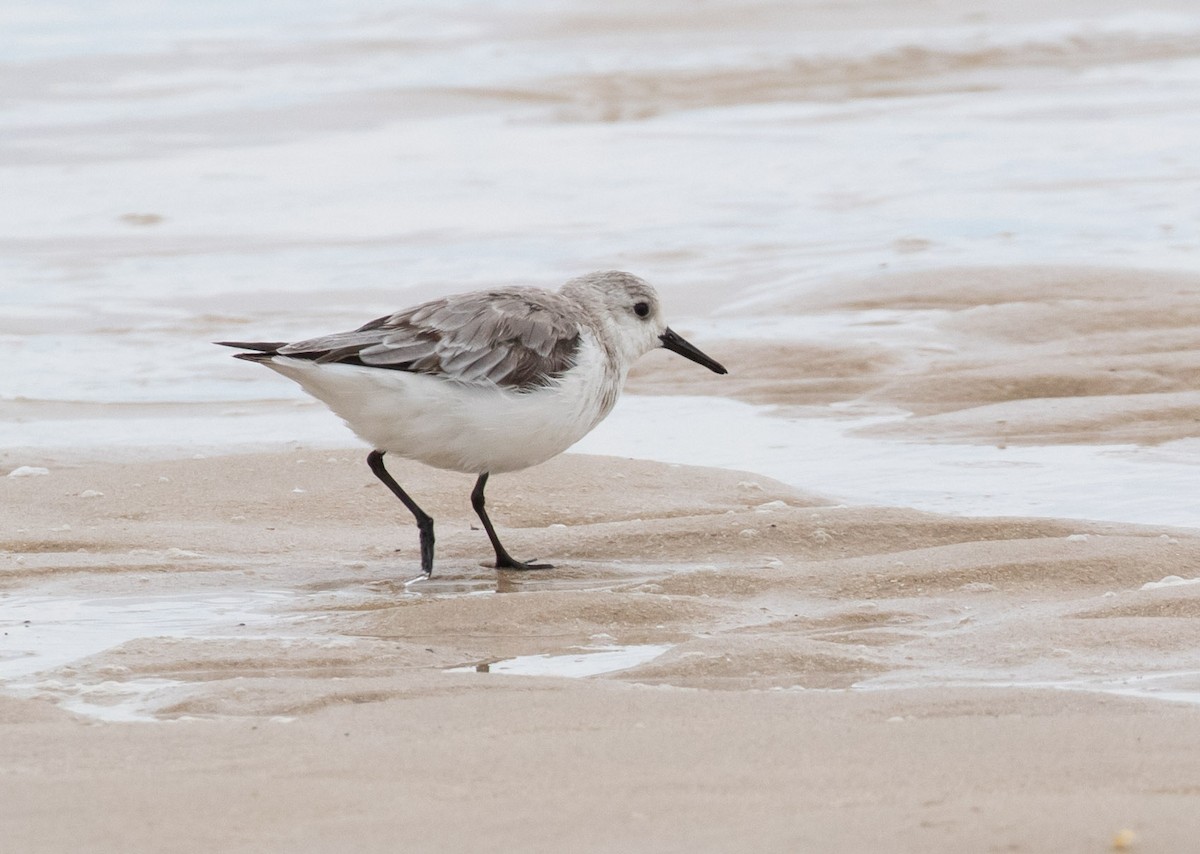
[494,557,554,571]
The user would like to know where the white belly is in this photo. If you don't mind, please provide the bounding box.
[262,342,621,474]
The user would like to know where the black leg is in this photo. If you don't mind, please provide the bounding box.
[367,450,435,577]
[470,472,553,571]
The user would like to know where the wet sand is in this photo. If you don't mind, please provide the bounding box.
[4,440,1200,851]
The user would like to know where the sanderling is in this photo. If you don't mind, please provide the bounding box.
[217,270,726,578]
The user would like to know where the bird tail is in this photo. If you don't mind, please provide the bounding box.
[214,341,288,362]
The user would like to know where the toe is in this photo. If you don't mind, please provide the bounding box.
[497,558,554,571]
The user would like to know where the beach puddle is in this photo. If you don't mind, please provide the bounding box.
[448,644,674,678]
[0,589,305,681]
[0,588,326,720]
[852,671,1200,709]
[40,677,191,723]
[1050,673,1200,708]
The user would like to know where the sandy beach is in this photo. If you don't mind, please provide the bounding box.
[6,0,1200,850]
[9,260,1200,851]
[5,441,1200,851]
[8,267,1200,851]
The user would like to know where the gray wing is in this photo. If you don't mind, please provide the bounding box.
[276,287,583,389]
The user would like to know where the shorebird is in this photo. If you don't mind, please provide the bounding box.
[217,270,726,577]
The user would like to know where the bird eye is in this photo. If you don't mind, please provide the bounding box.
[633,302,650,318]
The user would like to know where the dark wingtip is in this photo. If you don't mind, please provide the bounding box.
[216,341,286,362]
[214,340,287,352]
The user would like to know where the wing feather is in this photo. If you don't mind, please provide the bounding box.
[275,287,582,389]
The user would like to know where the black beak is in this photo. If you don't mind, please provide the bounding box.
[659,327,727,375]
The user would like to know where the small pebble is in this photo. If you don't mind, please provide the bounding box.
[1112,828,1137,850]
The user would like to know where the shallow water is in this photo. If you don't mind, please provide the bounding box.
[448,644,675,678]
[5,0,1200,421]
[580,397,1200,529]
[0,588,300,681]
[456,648,1200,708]
[855,671,1200,709]
[0,587,310,720]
